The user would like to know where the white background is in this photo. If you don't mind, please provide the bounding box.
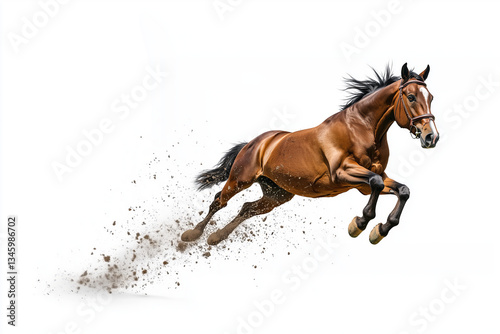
[1,0,500,333]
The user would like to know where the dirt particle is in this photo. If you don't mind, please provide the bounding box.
[176,241,187,253]
[202,252,211,258]
[103,255,111,262]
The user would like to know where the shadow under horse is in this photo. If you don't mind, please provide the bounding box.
[181,63,439,245]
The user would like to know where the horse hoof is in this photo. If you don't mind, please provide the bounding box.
[181,229,203,242]
[207,231,223,245]
[348,217,364,238]
[369,223,384,245]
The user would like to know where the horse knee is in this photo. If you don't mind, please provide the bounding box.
[398,185,410,201]
[369,175,384,192]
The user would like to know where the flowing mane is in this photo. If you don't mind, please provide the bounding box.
[340,65,423,111]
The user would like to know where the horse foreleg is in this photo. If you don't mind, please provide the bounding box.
[368,176,410,244]
[337,159,385,239]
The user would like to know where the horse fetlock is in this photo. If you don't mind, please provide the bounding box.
[362,208,376,221]
[387,216,399,227]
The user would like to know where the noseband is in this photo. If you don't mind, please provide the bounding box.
[398,80,435,138]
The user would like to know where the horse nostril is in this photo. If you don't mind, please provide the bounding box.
[424,133,433,145]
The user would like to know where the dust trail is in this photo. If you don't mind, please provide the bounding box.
[55,133,340,295]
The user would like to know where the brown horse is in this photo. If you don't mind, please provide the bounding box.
[181,63,439,245]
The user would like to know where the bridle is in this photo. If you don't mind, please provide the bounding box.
[398,80,435,139]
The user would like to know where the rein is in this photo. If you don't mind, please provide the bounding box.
[398,80,435,138]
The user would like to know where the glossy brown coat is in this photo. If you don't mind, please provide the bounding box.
[181,64,439,245]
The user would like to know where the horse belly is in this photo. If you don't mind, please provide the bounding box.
[261,137,350,197]
[263,167,351,198]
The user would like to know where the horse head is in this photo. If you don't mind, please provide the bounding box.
[394,63,440,148]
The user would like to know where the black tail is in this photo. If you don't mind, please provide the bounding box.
[195,142,248,191]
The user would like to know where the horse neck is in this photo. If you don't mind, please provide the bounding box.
[353,80,400,143]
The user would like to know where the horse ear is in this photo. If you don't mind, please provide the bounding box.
[419,65,430,81]
[401,63,410,82]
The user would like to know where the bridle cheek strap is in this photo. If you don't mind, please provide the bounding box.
[398,80,435,135]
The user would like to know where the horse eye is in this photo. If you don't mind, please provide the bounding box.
[408,95,416,102]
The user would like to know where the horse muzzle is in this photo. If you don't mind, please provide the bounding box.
[419,120,439,148]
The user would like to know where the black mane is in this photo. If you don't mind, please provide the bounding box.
[340,65,422,111]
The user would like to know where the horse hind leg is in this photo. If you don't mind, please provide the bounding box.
[183,140,268,243]
[181,167,257,242]
[207,177,294,245]
[181,191,225,242]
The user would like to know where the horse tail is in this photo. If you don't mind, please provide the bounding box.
[195,142,248,191]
